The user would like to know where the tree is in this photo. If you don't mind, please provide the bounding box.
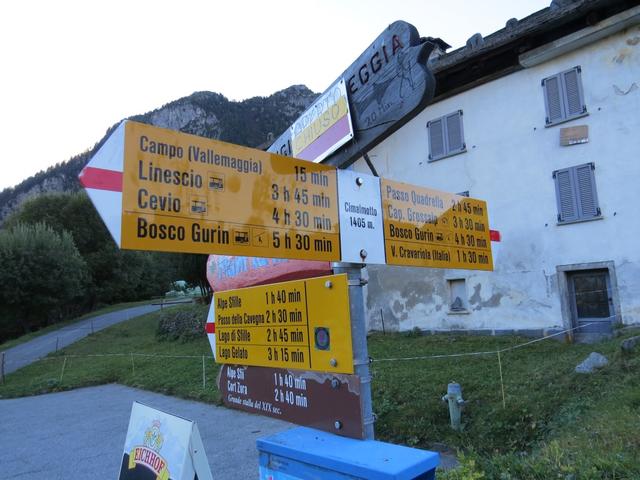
[0,223,88,340]
[4,192,177,307]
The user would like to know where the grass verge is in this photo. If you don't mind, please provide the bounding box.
[1,308,638,478]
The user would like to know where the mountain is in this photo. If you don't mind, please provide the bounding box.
[0,85,317,225]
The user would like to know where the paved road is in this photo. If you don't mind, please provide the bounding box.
[2,304,177,374]
[0,384,291,479]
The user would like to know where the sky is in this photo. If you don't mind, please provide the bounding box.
[0,0,550,191]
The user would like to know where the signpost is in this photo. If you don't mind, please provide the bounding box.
[80,120,494,450]
[80,120,494,271]
[381,178,493,270]
[213,274,353,374]
[80,120,340,261]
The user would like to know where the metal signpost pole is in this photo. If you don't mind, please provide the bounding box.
[332,262,375,440]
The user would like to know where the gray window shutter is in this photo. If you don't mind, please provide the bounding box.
[446,111,465,153]
[554,163,601,223]
[562,67,586,117]
[543,74,564,125]
[575,163,599,218]
[428,118,445,159]
[555,168,578,222]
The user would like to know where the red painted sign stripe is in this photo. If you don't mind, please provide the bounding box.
[78,166,123,192]
[490,230,501,242]
[205,322,215,334]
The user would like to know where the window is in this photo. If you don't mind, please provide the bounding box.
[427,110,466,161]
[447,279,469,313]
[542,66,587,126]
[553,163,601,224]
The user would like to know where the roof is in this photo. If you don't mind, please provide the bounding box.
[430,0,640,99]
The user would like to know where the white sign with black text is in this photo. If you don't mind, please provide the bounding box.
[337,170,385,264]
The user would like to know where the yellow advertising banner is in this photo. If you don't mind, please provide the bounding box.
[381,178,493,270]
[120,121,340,260]
[214,274,353,374]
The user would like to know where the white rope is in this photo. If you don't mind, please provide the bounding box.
[372,321,600,363]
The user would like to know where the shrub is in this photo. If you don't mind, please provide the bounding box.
[0,222,88,340]
[156,304,208,342]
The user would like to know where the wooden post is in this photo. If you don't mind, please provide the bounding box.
[1,351,5,384]
[202,355,206,390]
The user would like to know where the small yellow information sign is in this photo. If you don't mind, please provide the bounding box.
[381,178,493,270]
[214,274,353,374]
[121,121,340,261]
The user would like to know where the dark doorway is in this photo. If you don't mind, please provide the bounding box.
[568,269,613,342]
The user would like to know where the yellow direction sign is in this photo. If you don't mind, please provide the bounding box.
[381,178,493,270]
[81,120,341,260]
[214,274,353,374]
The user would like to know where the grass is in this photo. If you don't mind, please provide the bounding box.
[0,299,156,351]
[1,308,638,478]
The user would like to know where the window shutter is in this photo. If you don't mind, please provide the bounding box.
[575,163,599,218]
[446,111,465,153]
[555,163,601,223]
[428,119,445,159]
[543,74,564,125]
[562,67,585,117]
[555,168,578,222]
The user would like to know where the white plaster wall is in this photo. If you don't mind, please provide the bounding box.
[355,26,640,331]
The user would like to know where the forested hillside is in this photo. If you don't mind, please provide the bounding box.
[0,85,317,224]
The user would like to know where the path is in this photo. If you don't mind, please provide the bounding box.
[2,303,174,375]
[0,384,290,479]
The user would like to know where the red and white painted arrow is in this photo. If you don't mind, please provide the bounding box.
[78,121,126,246]
[205,299,216,360]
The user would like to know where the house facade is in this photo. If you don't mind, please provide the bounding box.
[343,3,640,339]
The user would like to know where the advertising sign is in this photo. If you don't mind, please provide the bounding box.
[80,120,340,261]
[213,274,353,374]
[218,365,364,439]
[288,79,354,163]
[381,178,493,270]
[270,21,437,169]
[119,402,212,480]
[206,255,331,292]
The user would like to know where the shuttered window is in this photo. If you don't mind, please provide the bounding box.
[542,66,587,126]
[553,163,601,224]
[427,110,466,161]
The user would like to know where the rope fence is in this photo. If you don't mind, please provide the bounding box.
[371,321,605,409]
[1,320,614,400]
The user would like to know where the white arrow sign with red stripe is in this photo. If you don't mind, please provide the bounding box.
[78,122,125,246]
[205,299,216,360]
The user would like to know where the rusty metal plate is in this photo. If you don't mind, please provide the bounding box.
[218,365,364,439]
